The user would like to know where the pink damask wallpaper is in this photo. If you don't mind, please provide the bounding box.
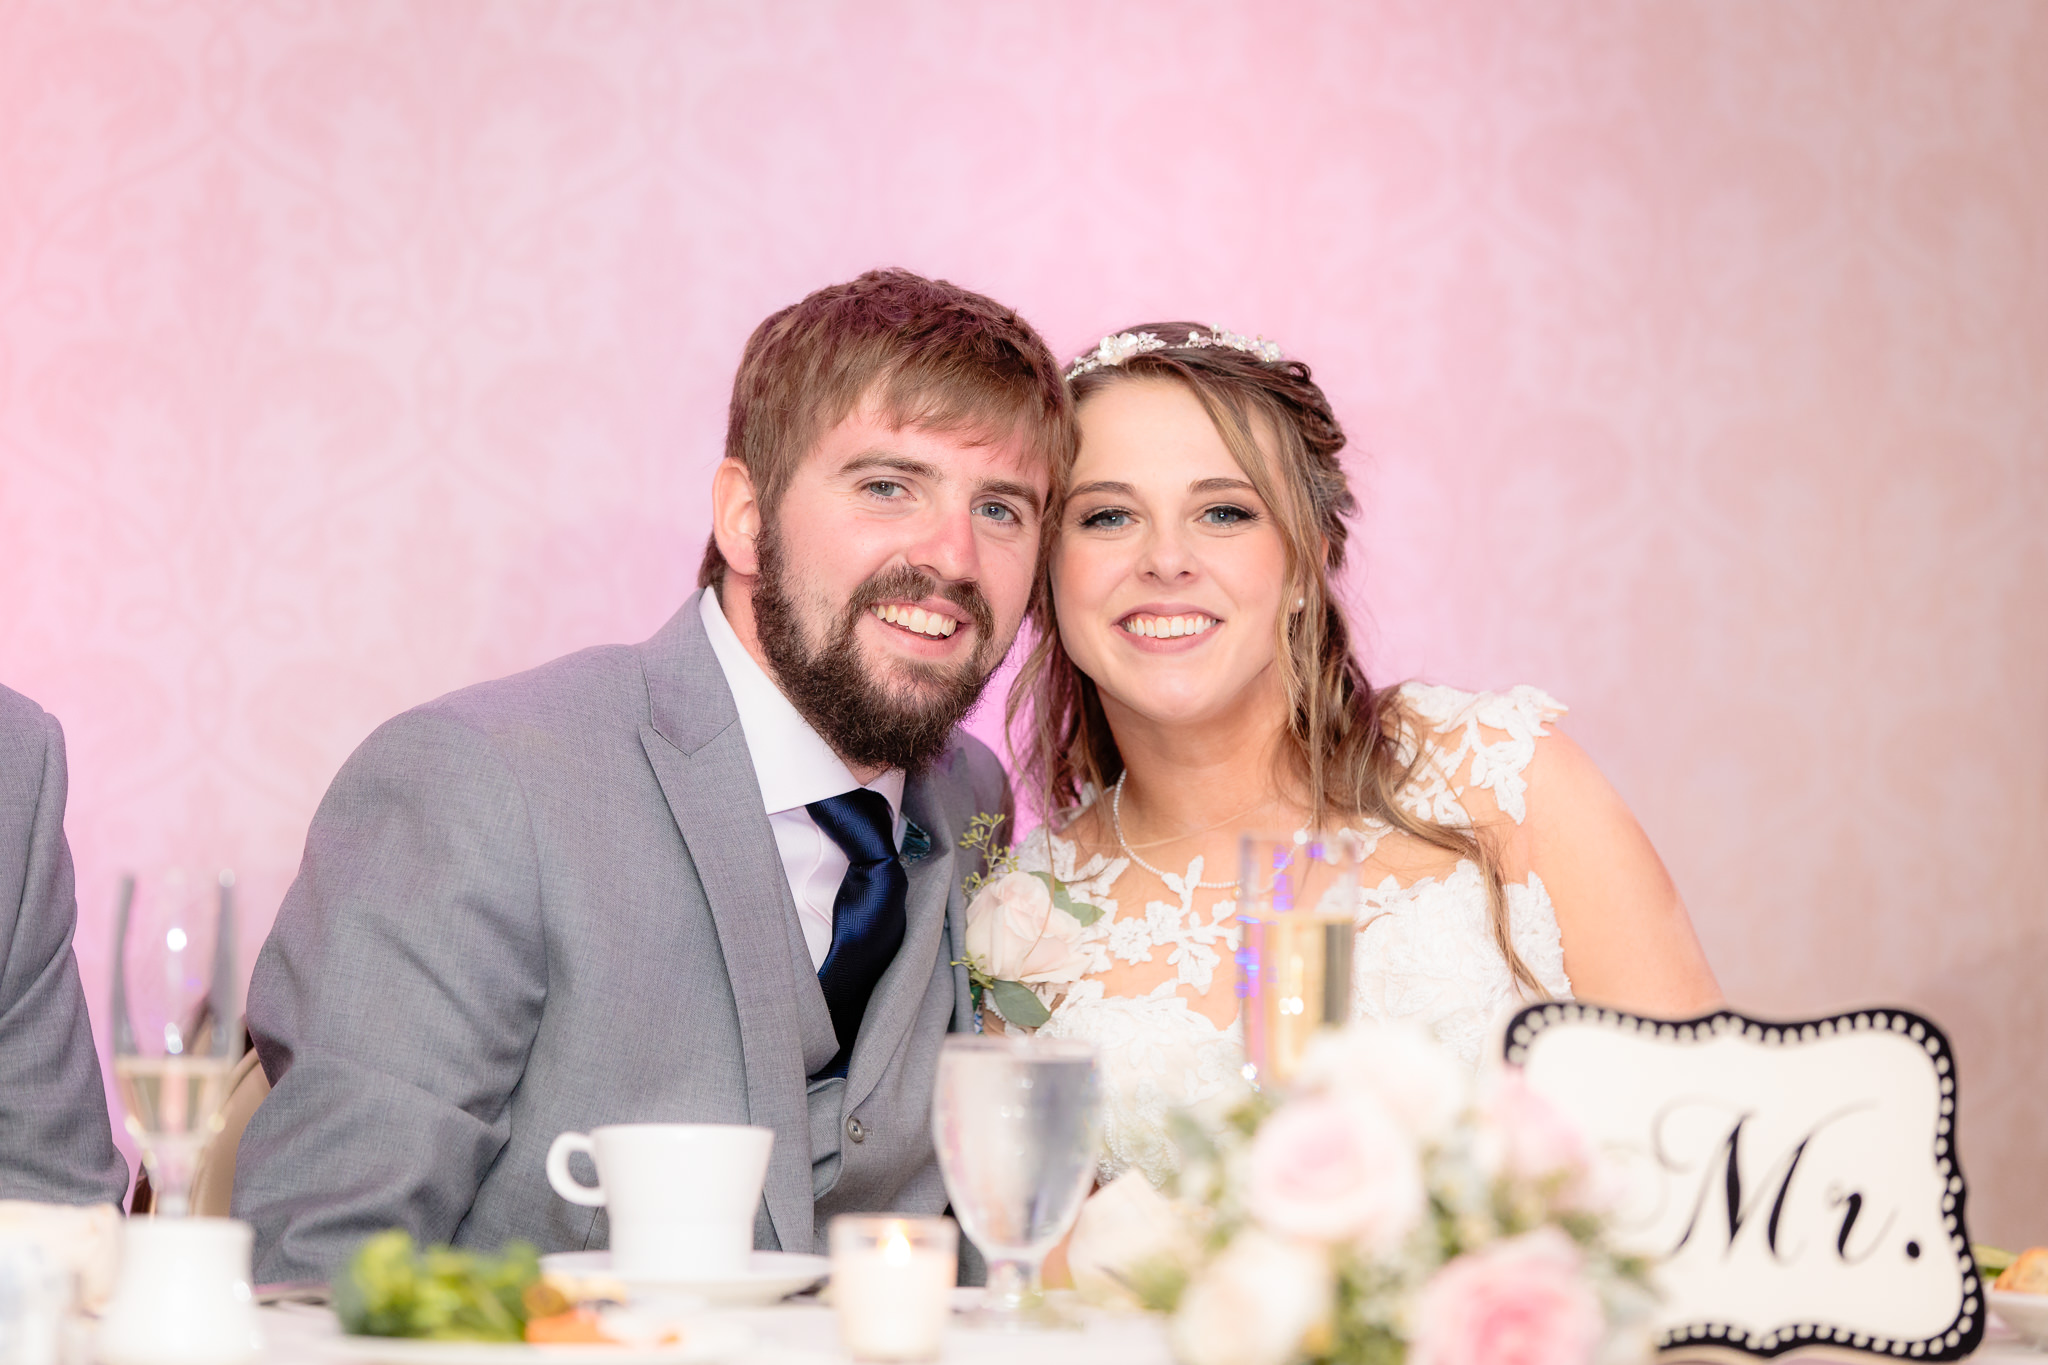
[1,3,2042,1239]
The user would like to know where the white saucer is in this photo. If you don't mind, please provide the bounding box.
[540,1251,829,1306]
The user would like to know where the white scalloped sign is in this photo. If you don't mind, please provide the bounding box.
[1503,1005,1981,1362]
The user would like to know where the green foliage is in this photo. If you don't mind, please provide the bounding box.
[1121,1257,1192,1314]
[951,952,1052,1028]
[1223,1092,1275,1138]
[1039,870,1101,925]
[988,979,1052,1028]
[1311,1254,1412,1365]
[1319,1296,1407,1365]
[958,813,1019,900]
[332,1230,540,1341]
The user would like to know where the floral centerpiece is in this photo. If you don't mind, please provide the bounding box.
[1068,1022,1656,1365]
[954,814,1093,1028]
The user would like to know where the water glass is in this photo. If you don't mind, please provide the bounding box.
[931,1035,1100,1329]
[1236,830,1362,1090]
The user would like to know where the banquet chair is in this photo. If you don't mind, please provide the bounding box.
[188,1046,270,1218]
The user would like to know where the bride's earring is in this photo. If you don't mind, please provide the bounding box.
[1294,596,1307,610]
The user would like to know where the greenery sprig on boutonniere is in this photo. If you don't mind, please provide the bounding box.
[954,813,1098,1029]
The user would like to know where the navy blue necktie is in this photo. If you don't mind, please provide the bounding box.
[808,789,908,1079]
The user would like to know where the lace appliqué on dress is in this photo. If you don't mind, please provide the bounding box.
[1392,683,1566,826]
[1018,683,1574,1188]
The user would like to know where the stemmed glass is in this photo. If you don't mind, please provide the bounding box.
[932,1034,1101,1329]
[110,866,243,1215]
[1235,830,1363,1090]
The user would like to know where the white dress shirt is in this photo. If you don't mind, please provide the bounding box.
[699,590,906,970]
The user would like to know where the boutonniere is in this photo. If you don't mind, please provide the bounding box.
[954,814,1099,1029]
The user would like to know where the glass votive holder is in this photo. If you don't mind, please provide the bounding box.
[829,1214,958,1362]
[97,1217,262,1365]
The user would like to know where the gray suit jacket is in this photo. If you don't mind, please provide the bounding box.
[236,596,1000,1281]
[0,685,129,1205]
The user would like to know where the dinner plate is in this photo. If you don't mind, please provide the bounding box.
[1990,1289,2048,1348]
[305,1316,754,1365]
[539,1250,830,1307]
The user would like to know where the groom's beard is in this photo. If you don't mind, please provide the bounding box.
[751,522,1002,775]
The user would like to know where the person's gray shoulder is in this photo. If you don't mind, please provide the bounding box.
[0,682,49,731]
[0,683,55,741]
[419,642,647,732]
[345,642,650,772]
[0,684,61,803]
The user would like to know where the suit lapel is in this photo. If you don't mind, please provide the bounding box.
[637,596,814,1256]
[844,761,960,1114]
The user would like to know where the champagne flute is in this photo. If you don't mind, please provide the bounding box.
[931,1035,1101,1329]
[111,866,242,1215]
[1236,830,1362,1090]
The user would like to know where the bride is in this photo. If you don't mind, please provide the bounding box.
[1004,323,1721,1188]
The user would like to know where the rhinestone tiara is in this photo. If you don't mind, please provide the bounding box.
[1063,327,1284,382]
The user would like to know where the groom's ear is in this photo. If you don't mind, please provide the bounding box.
[710,458,764,578]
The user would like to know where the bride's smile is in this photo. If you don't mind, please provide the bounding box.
[1051,377,1292,735]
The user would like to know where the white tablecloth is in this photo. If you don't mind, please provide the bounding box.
[256,1295,1175,1365]
[253,1298,2043,1365]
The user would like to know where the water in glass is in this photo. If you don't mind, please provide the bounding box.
[932,1035,1100,1328]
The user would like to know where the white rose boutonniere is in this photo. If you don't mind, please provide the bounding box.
[955,814,1097,1028]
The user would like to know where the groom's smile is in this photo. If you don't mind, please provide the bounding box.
[869,601,961,639]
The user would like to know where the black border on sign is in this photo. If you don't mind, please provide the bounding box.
[1501,1003,1982,1363]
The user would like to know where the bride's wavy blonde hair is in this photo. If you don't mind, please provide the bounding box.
[1008,325,1542,996]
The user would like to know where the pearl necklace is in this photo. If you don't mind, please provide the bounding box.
[1110,771,1241,890]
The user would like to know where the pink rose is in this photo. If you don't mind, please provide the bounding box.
[1411,1229,1605,1365]
[963,872,1086,985]
[1246,1089,1423,1254]
[1476,1073,1597,1204]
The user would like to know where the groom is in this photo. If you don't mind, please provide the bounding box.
[235,269,1072,1280]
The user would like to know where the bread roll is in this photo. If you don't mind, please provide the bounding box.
[1995,1247,2048,1294]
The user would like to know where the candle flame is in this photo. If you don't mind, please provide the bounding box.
[882,1225,913,1266]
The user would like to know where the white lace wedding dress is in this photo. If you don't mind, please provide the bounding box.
[1014,683,1576,1187]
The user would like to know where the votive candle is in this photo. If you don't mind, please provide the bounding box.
[829,1215,957,1362]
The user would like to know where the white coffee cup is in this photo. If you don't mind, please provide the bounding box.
[546,1123,773,1281]
[97,1217,263,1365]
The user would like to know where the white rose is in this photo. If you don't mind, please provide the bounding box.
[1295,1020,1466,1142]
[963,871,1086,985]
[1170,1230,1332,1365]
[1066,1172,1200,1309]
[1246,1089,1425,1255]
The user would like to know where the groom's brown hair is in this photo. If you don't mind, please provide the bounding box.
[699,268,1073,591]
